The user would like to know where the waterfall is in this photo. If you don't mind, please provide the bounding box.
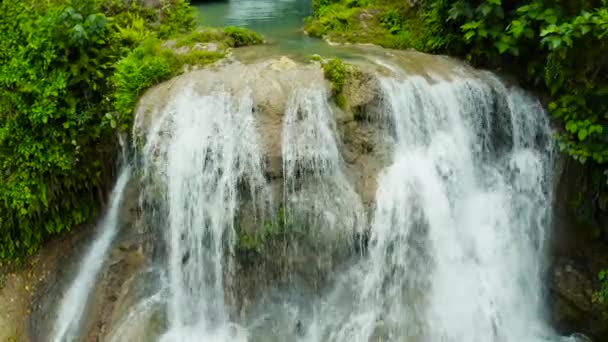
[52,166,131,342]
[139,83,269,341]
[282,87,365,249]
[92,59,589,342]
[304,73,561,341]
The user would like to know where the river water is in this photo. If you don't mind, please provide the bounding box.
[194,0,356,57]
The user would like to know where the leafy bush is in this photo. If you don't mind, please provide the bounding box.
[305,0,423,48]
[594,269,608,305]
[0,0,118,258]
[112,39,181,131]
[0,0,263,260]
[322,58,349,108]
[158,0,196,38]
[176,26,264,48]
[223,26,265,47]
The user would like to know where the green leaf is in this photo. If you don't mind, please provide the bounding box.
[464,30,476,41]
[565,121,577,132]
[545,15,558,25]
[540,25,558,37]
[542,36,563,49]
[509,20,525,38]
[462,21,481,30]
[578,129,588,141]
[548,102,557,111]
[494,41,509,54]
[479,3,492,16]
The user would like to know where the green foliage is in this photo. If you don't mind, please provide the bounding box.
[157,0,196,38]
[323,58,348,93]
[424,0,608,167]
[223,26,265,47]
[176,26,263,48]
[593,269,608,309]
[0,0,262,260]
[113,26,263,130]
[321,58,349,108]
[237,208,288,253]
[305,0,431,49]
[0,0,116,259]
[112,39,180,130]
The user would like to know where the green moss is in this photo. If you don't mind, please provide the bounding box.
[176,27,264,48]
[157,0,196,39]
[304,0,431,49]
[319,57,351,109]
[323,58,347,92]
[222,26,264,47]
[176,50,225,66]
[112,39,180,130]
[113,26,263,132]
[236,207,287,253]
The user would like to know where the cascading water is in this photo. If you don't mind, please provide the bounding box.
[303,72,561,342]
[52,166,131,342]
[89,58,588,342]
[139,83,269,341]
[282,87,365,250]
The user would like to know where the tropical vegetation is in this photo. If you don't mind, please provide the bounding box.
[0,0,262,260]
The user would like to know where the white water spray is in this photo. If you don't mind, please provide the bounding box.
[282,87,365,247]
[139,83,269,341]
[52,166,131,342]
[303,73,564,342]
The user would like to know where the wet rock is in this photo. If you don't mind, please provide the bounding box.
[552,158,608,340]
[342,68,382,121]
[550,257,608,340]
[552,259,593,313]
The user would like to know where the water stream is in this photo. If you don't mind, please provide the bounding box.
[140,85,270,341]
[52,167,131,342]
[301,74,558,341]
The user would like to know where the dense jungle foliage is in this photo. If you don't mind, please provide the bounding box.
[0,0,262,260]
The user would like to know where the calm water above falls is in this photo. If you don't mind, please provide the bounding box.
[194,0,356,57]
[194,0,310,40]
